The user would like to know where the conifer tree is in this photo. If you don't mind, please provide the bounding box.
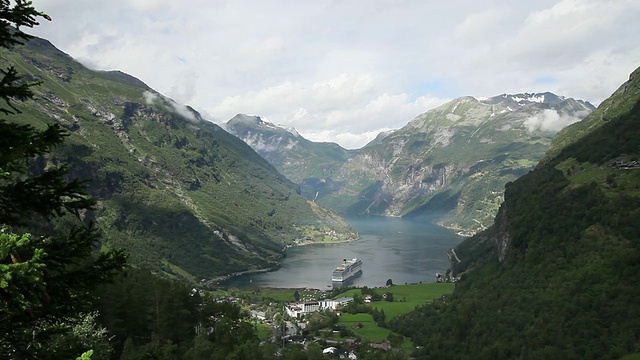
[0,2,127,359]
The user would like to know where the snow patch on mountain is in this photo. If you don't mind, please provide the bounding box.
[511,94,547,104]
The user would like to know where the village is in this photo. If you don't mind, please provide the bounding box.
[206,282,455,358]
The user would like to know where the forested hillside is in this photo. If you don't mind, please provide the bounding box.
[390,67,640,359]
[2,35,356,283]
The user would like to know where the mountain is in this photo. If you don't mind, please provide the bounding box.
[3,36,357,283]
[231,93,593,235]
[390,67,640,359]
[224,114,354,199]
[342,93,593,233]
[336,92,594,234]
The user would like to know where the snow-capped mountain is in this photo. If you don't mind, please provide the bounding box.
[224,114,352,185]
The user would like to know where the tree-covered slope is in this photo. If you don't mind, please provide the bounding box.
[2,36,356,283]
[390,67,640,359]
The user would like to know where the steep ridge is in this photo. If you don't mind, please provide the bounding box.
[390,67,640,359]
[3,36,356,283]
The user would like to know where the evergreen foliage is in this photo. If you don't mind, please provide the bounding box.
[0,2,126,359]
[93,269,261,359]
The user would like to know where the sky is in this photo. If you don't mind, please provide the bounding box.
[28,0,640,149]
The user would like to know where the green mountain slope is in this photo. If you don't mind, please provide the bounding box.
[390,67,640,359]
[543,66,640,162]
[3,36,356,283]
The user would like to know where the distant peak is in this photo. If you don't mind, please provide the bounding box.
[229,114,276,129]
[227,114,301,137]
[480,92,565,105]
[284,126,301,137]
[229,113,264,124]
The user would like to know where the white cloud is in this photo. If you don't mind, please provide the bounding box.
[143,91,198,123]
[454,8,512,39]
[210,74,448,148]
[27,0,640,148]
[143,90,158,105]
[305,129,389,150]
[524,109,586,133]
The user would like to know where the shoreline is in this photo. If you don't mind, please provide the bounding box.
[283,234,360,250]
[206,235,360,287]
[204,265,280,287]
[207,214,466,288]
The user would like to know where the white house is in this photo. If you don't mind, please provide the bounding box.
[285,297,353,318]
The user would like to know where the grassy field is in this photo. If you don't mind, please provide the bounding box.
[336,313,413,351]
[370,283,454,319]
[337,313,390,341]
[339,283,455,319]
[254,322,273,340]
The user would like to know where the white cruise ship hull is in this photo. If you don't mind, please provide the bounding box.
[332,258,362,282]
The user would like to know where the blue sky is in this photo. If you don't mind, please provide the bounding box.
[29,0,640,148]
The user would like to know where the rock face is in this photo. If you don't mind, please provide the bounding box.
[228,93,594,235]
[5,36,357,283]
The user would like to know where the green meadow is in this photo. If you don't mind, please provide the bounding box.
[339,283,455,319]
[332,283,455,350]
[337,313,413,351]
[338,313,391,341]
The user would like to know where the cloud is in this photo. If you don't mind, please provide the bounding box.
[454,8,512,39]
[210,74,448,148]
[305,129,390,150]
[143,91,198,123]
[143,90,158,105]
[27,0,640,148]
[524,109,586,133]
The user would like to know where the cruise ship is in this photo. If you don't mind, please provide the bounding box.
[332,258,362,282]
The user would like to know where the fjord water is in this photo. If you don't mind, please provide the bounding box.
[221,215,463,289]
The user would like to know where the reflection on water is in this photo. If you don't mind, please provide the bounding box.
[221,215,463,289]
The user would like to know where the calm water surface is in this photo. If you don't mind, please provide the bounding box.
[221,215,463,289]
